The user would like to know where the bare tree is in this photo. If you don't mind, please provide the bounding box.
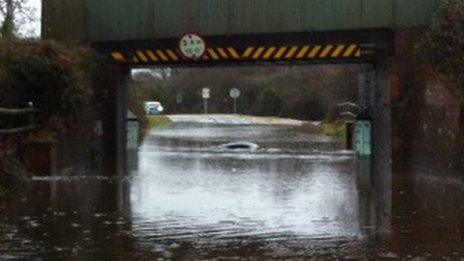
[0,0,37,39]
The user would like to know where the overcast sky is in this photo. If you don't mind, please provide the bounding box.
[0,0,41,37]
[30,0,40,9]
[22,0,41,37]
[13,0,41,37]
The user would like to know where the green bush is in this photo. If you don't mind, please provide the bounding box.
[129,66,361,121]
[257,87,283,116]
[323,122,346,140]
[147,115,171,128]
[0,40,101,127]
[417,0,464,103]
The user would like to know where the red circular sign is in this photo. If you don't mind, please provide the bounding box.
[178,33,207,60]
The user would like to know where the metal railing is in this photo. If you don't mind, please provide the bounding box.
[0,107,39,135]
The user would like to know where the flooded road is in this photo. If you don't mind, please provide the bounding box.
[1,123,464,260]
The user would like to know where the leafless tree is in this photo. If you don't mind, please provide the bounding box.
[0,0,37,39]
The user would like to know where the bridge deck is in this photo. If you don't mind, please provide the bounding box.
[43,0,441,43]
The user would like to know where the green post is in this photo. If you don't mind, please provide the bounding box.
[355,120,372,156]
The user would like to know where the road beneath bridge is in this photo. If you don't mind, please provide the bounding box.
[21,0,460,258]
[1,122,463,259]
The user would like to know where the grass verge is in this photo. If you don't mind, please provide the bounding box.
[147,115,172,128]
[322,123,347,141]
[297,122,347,141]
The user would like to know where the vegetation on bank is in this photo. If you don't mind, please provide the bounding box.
[0,40,102,129]
[147,115,171,128]
[297,122,347,142]
[129,83,171,135]
[130,65,363,122]
[0,184,5,197]
[0,40,104,183]
[413,0,464,173]
[417,0,464,105]
[322,123,347,140]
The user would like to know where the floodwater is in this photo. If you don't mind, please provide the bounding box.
[1,123,464,260]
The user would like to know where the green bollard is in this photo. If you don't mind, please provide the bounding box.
[355,120,372,156]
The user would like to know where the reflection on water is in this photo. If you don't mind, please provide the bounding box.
[0,124,463,259]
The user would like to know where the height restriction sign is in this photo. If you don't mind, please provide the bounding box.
[179,33,206,60]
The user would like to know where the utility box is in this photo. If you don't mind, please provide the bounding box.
[126,111,139,150]
[355,121,372,156]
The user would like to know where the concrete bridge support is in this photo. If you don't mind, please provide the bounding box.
[372,61,392,238]
[115,70,130,176]
[359,61,392,237]
[97,66,129,176]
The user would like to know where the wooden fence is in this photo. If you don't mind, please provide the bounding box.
[0,107,39,135]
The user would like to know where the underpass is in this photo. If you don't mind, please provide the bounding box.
[1,0,459,259]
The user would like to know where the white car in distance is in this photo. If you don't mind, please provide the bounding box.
[144,101,164,115]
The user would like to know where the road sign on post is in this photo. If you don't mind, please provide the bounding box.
[229,88,241,114]
[176,92,183,104]
[202,88,210,99]
[202,88,210,114]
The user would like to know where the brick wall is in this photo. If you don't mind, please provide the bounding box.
[392,30,463,176]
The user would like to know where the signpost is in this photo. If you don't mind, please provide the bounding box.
[202,88,210,114]
[229,88,241,114]
[176,92,183,104]
[179,33,207,60]
[176,92,183,112]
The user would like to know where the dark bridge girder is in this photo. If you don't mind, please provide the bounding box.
[93,28,394,68]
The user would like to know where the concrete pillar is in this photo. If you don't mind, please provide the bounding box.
[358,69,375,112]
[358,61,392,238]
[357,157,374,237]
[371,60,392,237]
[116,69,130,176]
[99,66,129,176]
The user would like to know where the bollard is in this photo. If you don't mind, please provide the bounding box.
[354,120,372,156]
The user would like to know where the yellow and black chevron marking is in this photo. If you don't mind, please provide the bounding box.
[238,44,361,61]
[110,44,362,64]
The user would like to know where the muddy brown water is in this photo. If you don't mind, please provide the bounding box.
[1,124,464,260]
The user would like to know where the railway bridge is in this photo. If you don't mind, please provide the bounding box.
[42,0,442,181]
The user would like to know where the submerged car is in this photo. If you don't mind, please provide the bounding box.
[218,142,260,151]
[144,101,164,115]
